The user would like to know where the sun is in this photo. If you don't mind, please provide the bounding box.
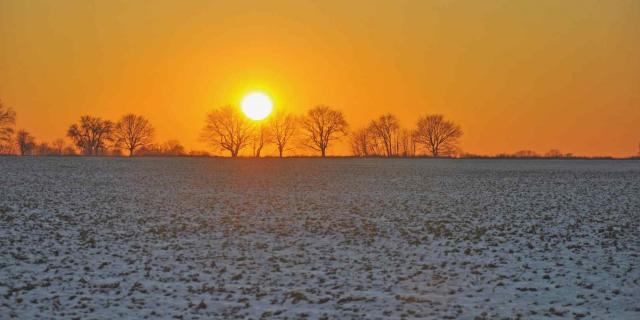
[241,92,273,121]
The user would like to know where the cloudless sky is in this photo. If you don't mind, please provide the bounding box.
[1,0,638,156]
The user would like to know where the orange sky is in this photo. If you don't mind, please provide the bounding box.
[1,0,639,156]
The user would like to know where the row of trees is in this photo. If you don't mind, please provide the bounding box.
[4,100,640,158]
[488,149,575,158]
[2,103,78,156]
[350,114,462,157]
[2,101,464,157]
[1,101,194,157]
[15,132,76,156]
[66,114,155,156]
[201,105,350,158]
[202,105,463,158]
[64,114,200,156]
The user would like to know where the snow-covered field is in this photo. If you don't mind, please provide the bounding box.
[1,158,638,319]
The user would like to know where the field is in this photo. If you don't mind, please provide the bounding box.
[1,158,639,319]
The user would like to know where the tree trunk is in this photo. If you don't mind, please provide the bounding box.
[129,148,134,157]
[321,148,326,157]
[278,147,283,158]
[232,145,242,157]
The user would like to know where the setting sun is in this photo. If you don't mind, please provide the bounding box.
[241,92,273,121]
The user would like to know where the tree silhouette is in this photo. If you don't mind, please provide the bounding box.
[398,128,418,157]
[35,142,55,156]
[300,105,348,157]
[514,150,539,158]
[351,126,417,157]
[251,124,270,158]
[67,115,114,156]
[415,114,463,157]
[369,113,400,157]
[52,139,65,155]
[16,129,36,156]
[268,111,297,157]
[0,100,16,154]
[137,140,186,156]
[114,114,155,156]
[350,127,373,157]
[544,149,563,158]
[202,105,253,157]
[162,140,186,156]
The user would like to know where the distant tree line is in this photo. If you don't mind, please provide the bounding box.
[0,102,200,157]
[1,99,639,158]
[1,101,17,154]
[460,149,577,159]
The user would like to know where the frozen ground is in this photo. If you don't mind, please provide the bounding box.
[0,157,639,319]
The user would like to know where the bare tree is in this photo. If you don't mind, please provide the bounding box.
[114,114,155,156]
[162,140,185,156]
[367,128,385,156]
[300,105,348,157]
[350,127,383,157]
[36,142,56,156]
[202,105,254,157]
[136,140,186,156]
[251,124,270,158]
[137,143,162,156]
[351,125,416,158]
[410,130,419,156]
[67,115,114,156]
[0,100,16,154]
[350,128,372,157]
[16,129,36,156]
[52,139,65,155]
[268,111,297,157]
[397,128,418,157]
[415,114,463,157]
[369,113,400,157]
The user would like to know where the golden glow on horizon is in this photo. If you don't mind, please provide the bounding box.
[241,92,273,121]
[0,1,638,156]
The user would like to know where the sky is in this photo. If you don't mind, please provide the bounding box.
[1,0,639,156]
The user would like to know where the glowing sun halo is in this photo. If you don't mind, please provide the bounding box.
[241,92,273,121]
